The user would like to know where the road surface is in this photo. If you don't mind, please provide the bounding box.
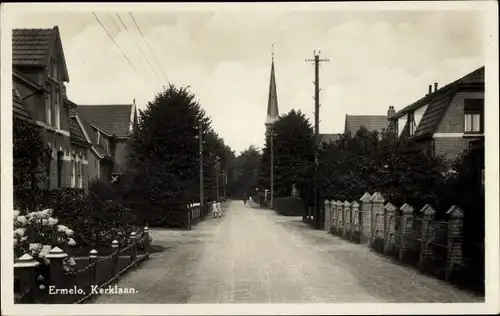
[93,200,482,303]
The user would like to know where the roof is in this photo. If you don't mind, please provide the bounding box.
[319,133,342,144]
[266,59,279,124]
[12,27,69,81]
[391,66,484,120]
[69,117,89,146]
[392,66,484,140]
[12,87,35,123]
[344,115,389,134]
[75,104,134,138]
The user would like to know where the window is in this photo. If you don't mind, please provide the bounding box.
[71,158,76,188]
[51,58,58,81]
[408,111,416,136]
[78,160,83,188]
[97,131,101,147]
[46,156,52,189]
[57,151,63,188]
[46,94,52,126]
[96,160,100,179]
[54,90,61,129]
[464,99,484,133]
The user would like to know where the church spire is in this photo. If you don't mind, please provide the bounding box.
[265,44,279,127]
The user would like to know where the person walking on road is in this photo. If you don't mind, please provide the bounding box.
[243,193,248,205]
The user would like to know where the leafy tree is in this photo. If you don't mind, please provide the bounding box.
[13,118,51,190]
[259,110,315,203]
[230,145,261,198]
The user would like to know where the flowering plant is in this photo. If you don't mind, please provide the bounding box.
[13,208,77,272]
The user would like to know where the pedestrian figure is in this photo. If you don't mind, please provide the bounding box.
[212,201,221,218]
[243,193,248,205]
[216,199,223,217]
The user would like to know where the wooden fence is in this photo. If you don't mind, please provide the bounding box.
[323,192,484,288]
[14,226,151,304]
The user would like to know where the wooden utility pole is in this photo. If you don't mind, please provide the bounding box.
[306,50,329,230]
[199,120,204,209]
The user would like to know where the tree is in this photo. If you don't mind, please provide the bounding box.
[259,110,315,203]
[230,145,261,198]
[13,118,51,190]
[125,85,212,206]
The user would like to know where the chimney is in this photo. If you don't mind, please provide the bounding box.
[428,84,432,95]
[434,82,438,92]
[387,105,396,118]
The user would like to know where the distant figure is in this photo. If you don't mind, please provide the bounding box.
[243,193,248,205]
[212,201,221,218]
[216,199,223,217]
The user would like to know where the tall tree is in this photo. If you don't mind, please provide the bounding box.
[259,110,315,202]
[230,145,261,198]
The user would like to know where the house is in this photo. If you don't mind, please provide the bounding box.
[343,109,393,135]
[12,27,90,189]
[74,102,138,184]
[387,66,484,163]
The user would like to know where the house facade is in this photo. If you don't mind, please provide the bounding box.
[12,26,137,189]
[388,66,485,164]
[12,27,90,189]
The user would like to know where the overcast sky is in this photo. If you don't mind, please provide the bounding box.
[7,6,485,154]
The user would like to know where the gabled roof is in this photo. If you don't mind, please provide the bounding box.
[391,66,484,139]
[69,117,89,146]
[344,115,389,134]
[12,27,69,82]
[391,66,484,120]
[75,104,134,138]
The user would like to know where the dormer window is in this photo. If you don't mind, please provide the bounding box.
[464,99,484,134]
[408,111,416,136]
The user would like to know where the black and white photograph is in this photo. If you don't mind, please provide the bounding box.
[1,2,498,315]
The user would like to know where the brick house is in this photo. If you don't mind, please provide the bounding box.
[387,66,485,164]
[74,102,138,185]
[12,27,89,189]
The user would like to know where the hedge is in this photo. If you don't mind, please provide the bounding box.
[274,196,305,216]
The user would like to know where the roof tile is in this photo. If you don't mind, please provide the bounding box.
[345,115,389,133]
[76,104,133,137]
[12,28,54,67]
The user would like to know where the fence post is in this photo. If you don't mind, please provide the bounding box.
[14,254,40,303]
[342,201,351,239]
[398,203,415,262]
[129,231,137,263]
[334,201,341,235]
[144,226,151,254]
[445,205,464,281]
[359,192,372,245]
[45,246,68,290]
[89,249,98,286]
[370,192,385,247]
[351,201,360,242]
[383,202,397,253]
[419,204,435,271]
[111,240,119,276]
[324,200,331,231]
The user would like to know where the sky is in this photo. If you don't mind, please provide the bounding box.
[5,5,486,154]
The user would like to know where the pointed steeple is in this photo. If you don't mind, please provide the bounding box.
[265,44,279,127]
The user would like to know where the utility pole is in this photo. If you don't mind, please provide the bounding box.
[199,120,204,209]
[216,156,220,199]
[306,50,329,230]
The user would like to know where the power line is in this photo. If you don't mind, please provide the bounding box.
[115,13,164,86]
[129,12,169,84]
[92,12,147,85]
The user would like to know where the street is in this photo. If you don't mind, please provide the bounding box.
[93,201,481,304]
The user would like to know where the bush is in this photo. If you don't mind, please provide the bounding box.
[14,188,137,250]
[13,208,77,271]
[274,196,305,216]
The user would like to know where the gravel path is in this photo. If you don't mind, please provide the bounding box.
[93,201,482,303]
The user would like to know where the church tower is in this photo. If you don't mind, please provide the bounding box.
[265,45,279,133]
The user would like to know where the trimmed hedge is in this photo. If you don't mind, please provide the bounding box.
[274,196,305,216]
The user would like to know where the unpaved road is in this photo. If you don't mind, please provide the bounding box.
[93,201,482,303]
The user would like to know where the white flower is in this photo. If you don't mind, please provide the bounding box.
[44,258,50,265]
[42,219,49,226]
[13,238,18,246]
[47,217,58,226]
[42,209,53,218]
[38,245,52,258]
[57,225,69,233]
[13,210,20,217]
[39,284,46,290]
[13,228,25,237]
[65,229,74,237]
[16,216,28,226]
[37,275,44,281]
[20,236,28,242]
[29,243,43,254]
[68,238,76,246]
